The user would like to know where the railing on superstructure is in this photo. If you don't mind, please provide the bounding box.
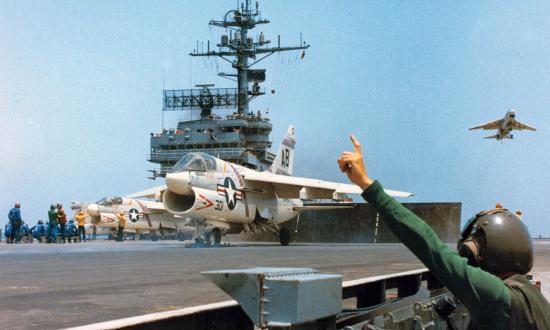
[149,148,246,162]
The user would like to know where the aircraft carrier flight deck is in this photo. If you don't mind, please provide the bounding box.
[1,240,550,330]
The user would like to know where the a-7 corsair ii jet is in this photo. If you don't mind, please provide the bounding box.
[129,126,412,245]
[71,197,192,240]
[469,109,536,140]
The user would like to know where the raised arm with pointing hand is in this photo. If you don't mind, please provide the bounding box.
[337,135,373,190]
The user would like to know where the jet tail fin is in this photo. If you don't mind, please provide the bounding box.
[268,125,296,176]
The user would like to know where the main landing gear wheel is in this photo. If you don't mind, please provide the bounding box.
[279,228,290,246]
[205,228,222,246]
[212,228,222,245]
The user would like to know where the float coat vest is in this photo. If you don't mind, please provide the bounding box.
[117,214,126,228]
[57,209,67,224]
[75,213,87,226]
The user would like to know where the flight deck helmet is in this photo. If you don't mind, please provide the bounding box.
[50,204,56,210]
[458,207,533,275]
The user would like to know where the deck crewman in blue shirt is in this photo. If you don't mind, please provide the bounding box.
[8,203,22,244]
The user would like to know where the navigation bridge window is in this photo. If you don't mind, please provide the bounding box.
[171,153,217,172]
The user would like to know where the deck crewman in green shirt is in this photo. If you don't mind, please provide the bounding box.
[338,135,550,329]
[47,204,59,243]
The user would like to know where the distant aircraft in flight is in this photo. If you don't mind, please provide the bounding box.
[469,109,536,140]
[128,125,413,246]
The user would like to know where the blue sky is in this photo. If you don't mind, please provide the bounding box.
[1,1,549,236]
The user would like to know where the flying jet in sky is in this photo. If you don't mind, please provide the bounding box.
[469,109,536,140]
[71,197,193,240]
[128,126,413,246]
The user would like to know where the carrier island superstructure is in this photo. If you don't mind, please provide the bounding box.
[148,1,309,179]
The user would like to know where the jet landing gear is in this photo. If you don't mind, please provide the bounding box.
[279,228,291,246]
[212,228,222,245]
[205,228,222,246]
[187,222,225,248]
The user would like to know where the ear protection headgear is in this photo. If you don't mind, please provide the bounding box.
[457,207,533,275]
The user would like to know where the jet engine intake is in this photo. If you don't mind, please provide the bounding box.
[90,215,101,225]
[162,189,196,215]
[163,187,255,222]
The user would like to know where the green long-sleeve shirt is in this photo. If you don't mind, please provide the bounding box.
[362,181,510,329]
[48,209,58,226]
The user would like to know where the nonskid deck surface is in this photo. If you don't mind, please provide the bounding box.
[0,240,549,330]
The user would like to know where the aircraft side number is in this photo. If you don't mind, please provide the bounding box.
[281,148,290,168]
[214,200,224,211]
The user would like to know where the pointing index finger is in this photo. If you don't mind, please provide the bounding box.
[350,134,361,153]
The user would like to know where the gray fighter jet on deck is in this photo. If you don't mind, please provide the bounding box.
[469,109,536,140]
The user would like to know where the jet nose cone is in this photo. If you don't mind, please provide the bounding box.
[87,204,100,216]
[165,171,193,195]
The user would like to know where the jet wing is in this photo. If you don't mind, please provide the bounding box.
[469,119,503,130]
[242,172,413,200]
[126,185,167,199]
[511,120,536,131]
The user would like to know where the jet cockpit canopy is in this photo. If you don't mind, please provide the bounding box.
[96,197,123,205]
[171,152,217,173]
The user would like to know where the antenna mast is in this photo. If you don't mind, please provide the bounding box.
[189,0,310,115]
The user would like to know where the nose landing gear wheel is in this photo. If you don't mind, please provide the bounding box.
[279,228,290,246]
